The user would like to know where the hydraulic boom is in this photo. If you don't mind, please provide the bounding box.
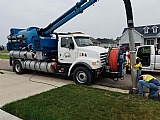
[39,0,98,36]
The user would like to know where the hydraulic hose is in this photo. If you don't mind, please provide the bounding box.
[108,49,119,72]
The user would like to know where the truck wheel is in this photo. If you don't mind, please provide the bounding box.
[73,67,92,85]
[14,61,23,74]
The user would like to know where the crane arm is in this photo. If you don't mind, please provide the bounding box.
[39,0,98,36]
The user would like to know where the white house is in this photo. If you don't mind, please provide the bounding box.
[120,24,160,50]
[96,38,118,48]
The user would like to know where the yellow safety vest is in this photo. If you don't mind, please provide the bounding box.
[142,75,156,82]
[134,62,142,70]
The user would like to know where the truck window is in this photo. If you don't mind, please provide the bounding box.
[74,36,93,47]
[61,37,73,48]
[138,47,150,54]
[137,46,151,66]
[61,37,72,47]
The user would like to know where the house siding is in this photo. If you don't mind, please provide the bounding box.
[120,30,144,47]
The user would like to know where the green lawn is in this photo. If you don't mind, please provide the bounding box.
[0,50,9,53]
[1,84,160,120]
[0,50,9,59]
[0,54,9,59]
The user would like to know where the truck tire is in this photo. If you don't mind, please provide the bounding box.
[73,67,92,85]
[14,61,23,74]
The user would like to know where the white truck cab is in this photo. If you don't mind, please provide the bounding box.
[58,33,107,67]
[58,33,108,78]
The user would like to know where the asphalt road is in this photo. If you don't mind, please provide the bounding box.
[1,59,160,89]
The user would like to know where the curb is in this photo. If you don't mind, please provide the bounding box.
[91,85,129,94]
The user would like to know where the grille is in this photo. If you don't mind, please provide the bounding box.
[100,53,107,66]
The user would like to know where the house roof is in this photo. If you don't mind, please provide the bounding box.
[96,38,117,44]
[90,37,101,43]
[122,24,160,37]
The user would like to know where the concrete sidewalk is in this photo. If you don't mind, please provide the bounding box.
[0,70,129,120]
[0,109,22,120]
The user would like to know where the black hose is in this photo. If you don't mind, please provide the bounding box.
[29,70,58,87]
[123,0,134,28]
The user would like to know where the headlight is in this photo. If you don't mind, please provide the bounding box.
[92,61,100,66]
[92,62,97,66]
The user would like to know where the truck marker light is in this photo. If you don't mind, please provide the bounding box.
[82,53,84,56]
[79,53,86,57]
[92,62,97,66]
[79,53,82,56]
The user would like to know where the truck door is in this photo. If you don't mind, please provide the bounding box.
[154,46,160,69]
[137,46,151,68]
[58,36,77,64]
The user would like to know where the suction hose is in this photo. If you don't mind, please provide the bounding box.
[108,48,119,72]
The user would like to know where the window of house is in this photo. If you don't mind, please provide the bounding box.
[143,26,149,34]
[146,39,154,45]
[152,26,158,33]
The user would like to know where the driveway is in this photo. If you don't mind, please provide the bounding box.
[0,70,73,107]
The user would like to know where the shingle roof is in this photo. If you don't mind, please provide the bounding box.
[122,24,160,37]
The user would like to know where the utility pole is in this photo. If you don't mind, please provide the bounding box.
[123,0,137,94]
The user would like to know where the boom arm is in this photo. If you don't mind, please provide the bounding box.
[39,0,98,36]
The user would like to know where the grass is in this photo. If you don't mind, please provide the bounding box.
[0,49,9,53]
[0,54,9,59]
[0,50,9,59]
[1,84,160,120]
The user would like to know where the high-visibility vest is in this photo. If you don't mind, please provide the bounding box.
[142,75,156,82]
[134,62,142,70]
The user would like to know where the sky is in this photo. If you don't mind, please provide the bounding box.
[0,0,160,45]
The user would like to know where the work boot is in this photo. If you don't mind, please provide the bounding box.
[144,93,149,98]
[157,92,160,101]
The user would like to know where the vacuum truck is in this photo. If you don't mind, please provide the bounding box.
[7,0,125,85]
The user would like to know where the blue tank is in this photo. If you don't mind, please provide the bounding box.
[7,27,58,57]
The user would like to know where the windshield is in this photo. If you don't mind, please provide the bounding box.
[74,36,93,47]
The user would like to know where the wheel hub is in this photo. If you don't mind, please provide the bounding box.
[76,71,87,83]
[15,64,21,72]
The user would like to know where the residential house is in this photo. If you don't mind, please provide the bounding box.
[96,38,118,48]
[120,24,160,50]
[90,37,101,46]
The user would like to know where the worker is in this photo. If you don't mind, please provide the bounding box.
[134,57,142,77]
[125,52,142,76]
[137,74,160,99]
[124,51,131,74]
